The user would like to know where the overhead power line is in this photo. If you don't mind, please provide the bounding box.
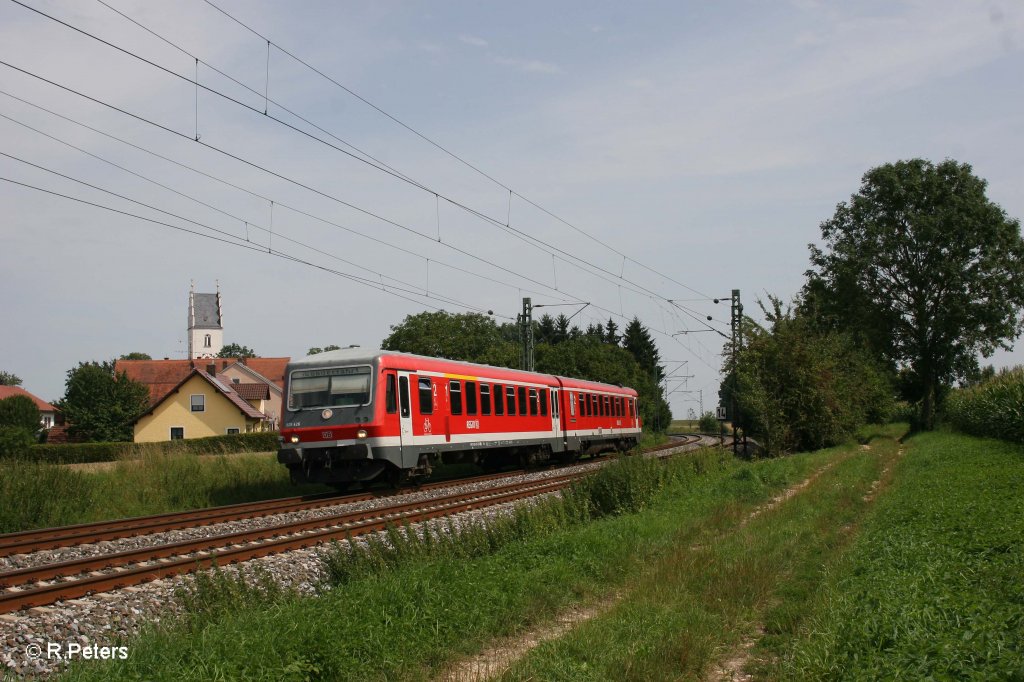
[11,0,722,333]
[200,0,713,301]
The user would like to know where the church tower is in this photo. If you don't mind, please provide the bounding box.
[188,281,224,359]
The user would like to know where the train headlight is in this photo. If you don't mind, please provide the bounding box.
[356,429,368,439]
[289,435,300,444]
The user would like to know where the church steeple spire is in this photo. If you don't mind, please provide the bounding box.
[187,283,224,359]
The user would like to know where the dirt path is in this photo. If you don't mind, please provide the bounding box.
[705,444,905,682]
[437,458,848,682]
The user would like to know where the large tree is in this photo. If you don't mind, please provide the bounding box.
[382,311,518,368]
[806,159,1024,429]
[57,361,150,442]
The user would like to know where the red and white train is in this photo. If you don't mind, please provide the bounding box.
[277,348,642,486]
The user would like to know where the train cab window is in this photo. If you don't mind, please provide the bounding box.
[385,374,397,414]
[466,381,478,415]
[518,387,527,416]
[494,384,504,416]
[528,388,538,416]
[480,384,492,415]
[626,399,632,417]
[450,380,463,415]
[540,389,548,416]
[506,386,516,415]
[398,376,411,418]
[418,377,433,415]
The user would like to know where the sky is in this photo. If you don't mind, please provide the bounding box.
[1,0,1022,418]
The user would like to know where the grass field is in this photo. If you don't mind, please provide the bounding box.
[55,427,1024,680]
[0,452,331,533]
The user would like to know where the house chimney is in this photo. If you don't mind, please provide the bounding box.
[206,363,216,375]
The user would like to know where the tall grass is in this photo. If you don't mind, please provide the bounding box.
[945,366,1024,443]
[322,452,721,587]
[0,452,328,533]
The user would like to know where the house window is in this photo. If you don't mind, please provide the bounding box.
[190,394,205,412]
[226,427,240,435]
[170,427,184,440]
[204,334,212,348]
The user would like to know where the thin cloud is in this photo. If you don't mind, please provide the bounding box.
[494,56,564,74]
[459,34,488,48]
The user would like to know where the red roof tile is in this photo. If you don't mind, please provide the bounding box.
[0,385,57,412]
[230,383,271,401]
[115,358,289,405]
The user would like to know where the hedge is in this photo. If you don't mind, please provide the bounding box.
[6,432,280,465]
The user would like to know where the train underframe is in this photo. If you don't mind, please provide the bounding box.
[279,434,639,488]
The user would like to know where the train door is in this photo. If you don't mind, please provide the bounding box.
[397,371,413,451]
[550,388,562,449]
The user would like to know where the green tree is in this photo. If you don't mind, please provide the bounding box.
[382,311,517,368]
[0,371,22,386]
[217,343,258,359]
[604,318,621,345]
[723,297,894,455]
[57,361,150,442]
[806,159,1024,429]
[118,352,152,360]
[622,317,664,383]
[307,345,342,355]
[0,395,40,431]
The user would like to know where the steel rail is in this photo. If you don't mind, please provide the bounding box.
[0,470,523,557]
[0,473,576,613]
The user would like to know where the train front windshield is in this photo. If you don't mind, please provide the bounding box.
[288,366,372,410]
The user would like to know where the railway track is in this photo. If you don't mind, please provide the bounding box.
[0,434,706,613]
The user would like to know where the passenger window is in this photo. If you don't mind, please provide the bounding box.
[480,384,491,415]
[450,380,462,415]
[466,381,478,416]
[529,388,538,416]
[506,386,516,415]
[495,384,504,416]
[418,377,433,415]
[518,387,527,416]
[540,388,548,416]
[385,374,397,414]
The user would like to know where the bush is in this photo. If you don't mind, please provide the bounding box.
[945,366,1024,443]
[0,395,40,432]
[698,411,719,434]
[14,432,280,464]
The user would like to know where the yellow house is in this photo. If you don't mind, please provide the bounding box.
[133,369,269,442]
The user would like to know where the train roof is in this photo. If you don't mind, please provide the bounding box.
[286,348,637,396]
